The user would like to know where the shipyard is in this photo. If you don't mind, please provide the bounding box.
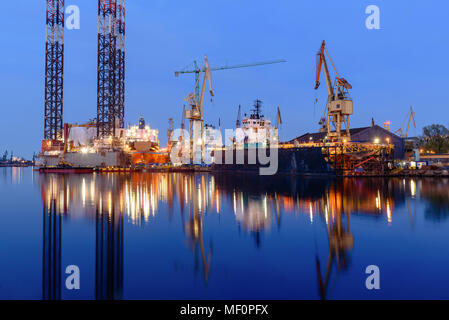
[36,16,447,177]
[2,0,449,305]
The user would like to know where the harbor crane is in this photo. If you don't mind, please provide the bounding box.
[175,59,287,103]
[315,40,353,142]
[184,56,214,163]
[394,106,416,138]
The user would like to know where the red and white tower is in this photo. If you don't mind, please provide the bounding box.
[44,0,65,142]
[97,0,126,138]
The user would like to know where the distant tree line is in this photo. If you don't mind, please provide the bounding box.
[417,124,449,154]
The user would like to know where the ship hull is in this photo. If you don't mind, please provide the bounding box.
[212,147,334,176]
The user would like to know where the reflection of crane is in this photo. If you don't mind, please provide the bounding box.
[315,41,353,142]
[315,193,354,300]
[184,177,213,282]
[394,106,416,138]
[175,59,287,103]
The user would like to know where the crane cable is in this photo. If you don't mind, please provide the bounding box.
[324,47,340,79]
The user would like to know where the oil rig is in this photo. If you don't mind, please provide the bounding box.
[39,0,165,172]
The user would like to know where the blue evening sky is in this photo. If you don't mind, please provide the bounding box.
[1,0,448,158]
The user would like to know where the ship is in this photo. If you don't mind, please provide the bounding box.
[211,100,335,176]
[37,117,165,170]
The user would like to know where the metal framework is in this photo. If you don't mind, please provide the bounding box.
[44,0,65,141]
[95,202,123,300]
[97,0,126,138]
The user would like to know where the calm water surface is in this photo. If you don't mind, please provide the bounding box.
[1,167,449,300]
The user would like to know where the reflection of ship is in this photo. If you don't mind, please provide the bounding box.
[234,193,271,247]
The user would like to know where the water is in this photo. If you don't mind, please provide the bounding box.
[0,167,448,300]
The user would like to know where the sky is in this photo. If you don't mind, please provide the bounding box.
[0,0,448,158]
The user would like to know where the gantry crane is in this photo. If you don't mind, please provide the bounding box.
[315,41,353,142]
[175,59,287,103]
[394,106,416,138]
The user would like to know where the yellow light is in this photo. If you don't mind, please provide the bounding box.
[374,138,380,144]
[81,147,88,154]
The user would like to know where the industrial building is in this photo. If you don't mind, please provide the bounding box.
[290,124,405,159]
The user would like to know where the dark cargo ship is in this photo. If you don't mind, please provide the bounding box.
[212,147,334,176]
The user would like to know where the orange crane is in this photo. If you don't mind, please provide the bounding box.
[315,41,353,142]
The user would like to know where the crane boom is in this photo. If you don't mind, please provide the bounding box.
[176,58,286,103]
[394,106,416,138]
[175,59,287,76]
[198,56,214,119]
[275,106,282,130]
[315,41,334,100]
[406,106,416,138]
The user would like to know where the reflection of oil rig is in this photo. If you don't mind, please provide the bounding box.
[41,175,124,300]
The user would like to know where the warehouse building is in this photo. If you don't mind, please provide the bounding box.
[290,124,405,159]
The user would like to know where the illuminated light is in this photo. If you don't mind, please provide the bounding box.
[324,206,329,225]
[108,192,112,216]
[343,139,347,144]
[81,147,88,154]
[309,203,313,223]
[263,195,268,218]
[386,200,392,224]
[373,138,380,144]
[410,180,416,198]
[216,193,220,213]
[82,178,86,206]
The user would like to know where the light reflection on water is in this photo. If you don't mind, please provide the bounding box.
[1,167,449,299]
